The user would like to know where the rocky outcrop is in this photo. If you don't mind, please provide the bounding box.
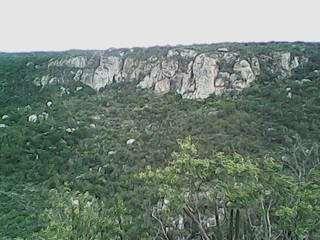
[35,46,305,99]
[89,55,123,91]
[183,54,220,98]
[233,60,255,89]
[48,56,87,68]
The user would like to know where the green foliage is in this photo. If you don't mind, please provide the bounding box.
[1,43,320,239]
[35,186,134,240]
[139,137,320,240]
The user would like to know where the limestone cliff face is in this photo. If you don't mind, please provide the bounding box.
[35,45,306,99]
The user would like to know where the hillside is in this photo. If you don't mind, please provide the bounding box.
[0,42,320,240]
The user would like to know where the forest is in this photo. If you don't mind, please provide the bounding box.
[0,43,320,239]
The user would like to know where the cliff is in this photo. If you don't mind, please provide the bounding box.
[1,42,320,239]
[33,43,311,99]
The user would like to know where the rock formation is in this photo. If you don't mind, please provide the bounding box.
[34,45,305,99]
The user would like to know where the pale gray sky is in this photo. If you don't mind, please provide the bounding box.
[1,0,319,52]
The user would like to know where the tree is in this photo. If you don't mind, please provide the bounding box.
[139,137,264,240]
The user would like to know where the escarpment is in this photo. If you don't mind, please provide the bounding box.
[34,44,308,98]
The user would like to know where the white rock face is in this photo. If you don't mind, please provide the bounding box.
[217,48,229,52]
[187,54,220,98]
[280,52,292,71]
[291,56,299,69]
[138,59,178,94]
[74,70,83,81]
[177,215,184,230]
[2,115,9,120]
[127,139,136,145]
[272,52,300,76]
[39,112,49,121]
[0,124,7,128]
[76,86,83,91]
[37,46,306,99]
[48,56,87,68]
[301,78,312,84]
[26,62,34,67]
[138,65,162,89]
[167,48,197,58]
[60,86,70,95]
[233,60,255,89]
[71,198,79,206]
[167,49,179,58]
[154,79,171,94]
[161,59,179,78]
[85,55,123,91]
[122,57,140,79]
[34,75,51,87]
[46,101,53,107]
[215,72,230,88]
[179,49,197,58]
[286,87,292,98]
[251,57,260,75]
[108,150,116,155]
[66,127,76,133]
[28,114,38,123]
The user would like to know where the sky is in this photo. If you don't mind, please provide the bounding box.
[0,0,319,52]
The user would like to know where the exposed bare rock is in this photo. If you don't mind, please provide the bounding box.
[251,57,260,75]
[39,112,49,121]
[73,70,83,81]
[217,48,229,52]
[108,151,116,155]
[301,78,312,84]
[233,60,255,89]
[221,52,239,65]
[66,127,76,133]
[187,54,220,99]
[127,139,136,145]
[1,115,9,120]
[122,57,141,79]
[28,114,38,123]
[91,55,123,91]
[34,75,50,87]
[279,52,292,71]
[167,49,179,58]
[48,56,87,68]
[137,58,178,94]
[167,48,197,59]
[36,45,307,99]
[154,79,171,94]
[161,59,179,78]
[215,72,231,88]
[138,65,162,89]
[179,49,198,58]
[271,52,301,77]
[290,56,299,69]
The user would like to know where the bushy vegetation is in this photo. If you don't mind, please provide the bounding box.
[0,43,320,239]
[138,137,320,240]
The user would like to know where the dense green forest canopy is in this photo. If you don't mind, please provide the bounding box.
[0,42,320,239]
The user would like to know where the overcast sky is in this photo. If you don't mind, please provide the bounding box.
[0,0,319,52]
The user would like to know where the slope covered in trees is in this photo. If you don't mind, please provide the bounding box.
[0,42,319,239]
